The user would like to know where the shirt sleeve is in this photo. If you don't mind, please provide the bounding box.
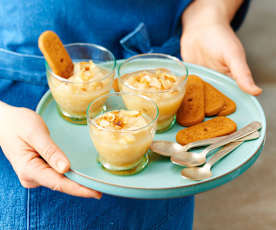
[231,0,251,31]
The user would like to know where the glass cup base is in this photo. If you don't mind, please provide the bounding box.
[156,115,176,133]
[57,105,87,125]
[98,152,149,176]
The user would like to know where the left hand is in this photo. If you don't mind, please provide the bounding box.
[0,103,102,199]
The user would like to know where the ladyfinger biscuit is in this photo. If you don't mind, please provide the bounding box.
[218,95,236,116]
[176,75,205,126]
[204,81,225,116]
[176,116,237,145]
[38,31,73,78]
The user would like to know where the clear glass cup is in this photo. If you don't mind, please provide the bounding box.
[46,43,116,124]
[118,53,188,133]
[87,92,159,175]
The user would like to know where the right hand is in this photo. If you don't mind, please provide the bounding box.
[180,23,262,96]
[180,0,262,96]
[0,102,102,199]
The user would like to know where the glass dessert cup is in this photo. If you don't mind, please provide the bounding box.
[87,92,159,175]
[46,43,116,124]
[118,53,188,133]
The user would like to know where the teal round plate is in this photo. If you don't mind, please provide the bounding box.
[36,62,266,199]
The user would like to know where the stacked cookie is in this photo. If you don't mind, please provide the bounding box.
[176,75,237,145]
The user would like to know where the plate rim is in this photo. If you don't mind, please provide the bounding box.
[36,61,267,192]
[64,143,263,199]
[68,138,264,190]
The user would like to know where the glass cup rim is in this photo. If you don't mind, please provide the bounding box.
[46,43,116,84]
[86,92,159,133]
[117,53,188,94]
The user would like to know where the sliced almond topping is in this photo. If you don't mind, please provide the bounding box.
[108,113,116,121]
[99,119,110,127]
[91,82,103,90]
[140,74,151,83]
[127,110,141,117]
[95,110,146,130]
[126,69,178,91]
[89,60,96,67]
[165,74,176,82]
[80,71,93,81]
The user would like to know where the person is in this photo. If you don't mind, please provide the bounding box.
[0,0,261,229]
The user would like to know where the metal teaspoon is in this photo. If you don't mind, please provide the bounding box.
[181,141,244,180]
[170,121,262,167]
[150,131,259,157]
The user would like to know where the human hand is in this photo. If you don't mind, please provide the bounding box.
[180,0,262,96]
[0,102,102,199]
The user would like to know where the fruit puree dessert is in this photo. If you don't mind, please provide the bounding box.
[89,110,154,170]
[119,68,186,131]
[47,61,113,118]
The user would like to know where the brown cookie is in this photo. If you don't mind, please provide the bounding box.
[176,116,237,145]
[38,31,73,78]
[176,75,205,126]
[204,81,225,116]
[218,95,236,116]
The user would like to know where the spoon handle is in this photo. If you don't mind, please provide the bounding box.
[207,141,243,167]
[201,121,262,157]
[182,136,230,151]
[182,131,259,151]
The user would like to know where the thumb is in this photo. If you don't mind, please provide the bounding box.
[226,51,262,96]
[27,130,70,174]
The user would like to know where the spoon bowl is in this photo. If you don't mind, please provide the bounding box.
[150,140,184,157]
[181,164,212,181]
[171,151,207,167]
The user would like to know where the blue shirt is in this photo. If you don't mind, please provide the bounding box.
[0,0,249,229]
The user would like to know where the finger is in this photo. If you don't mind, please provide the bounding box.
[27,131,70,174]
[226,52,262,96]
[29,157,102,199]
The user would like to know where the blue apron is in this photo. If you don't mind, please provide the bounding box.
[0,0,249,229]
